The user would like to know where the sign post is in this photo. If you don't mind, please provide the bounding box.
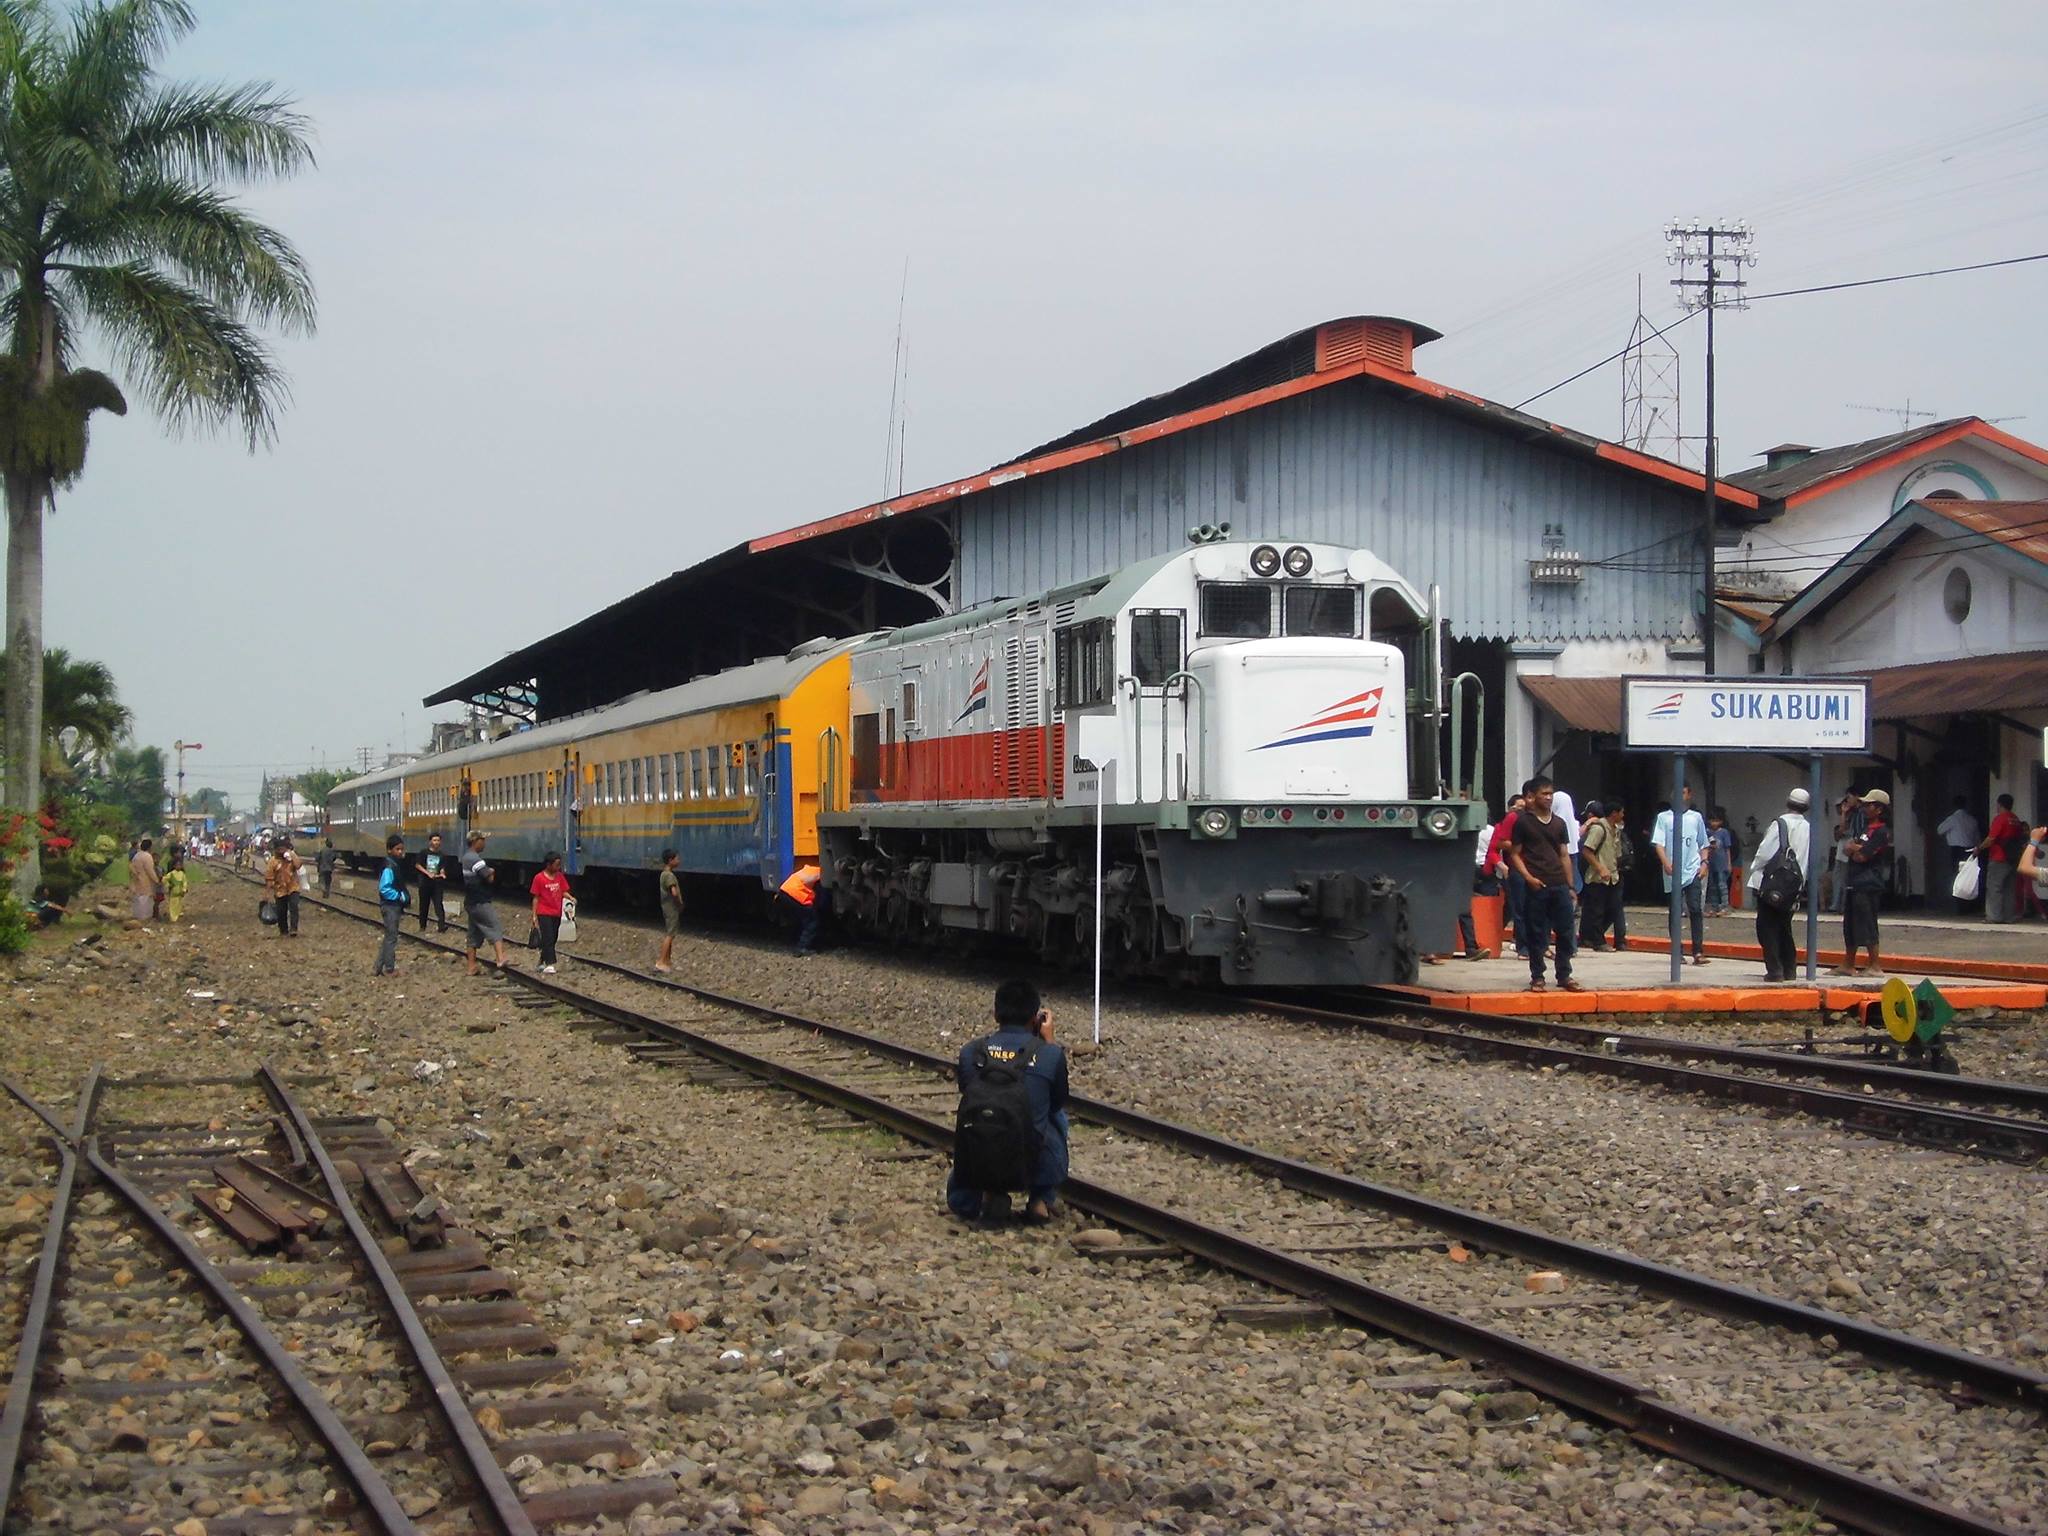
[1623,677,1870,985]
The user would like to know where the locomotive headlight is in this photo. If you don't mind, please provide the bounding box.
[1282,544,1313,577]
[1423,808,1458,838]
[1197,807,1234,839]
[1249,543,1282,577]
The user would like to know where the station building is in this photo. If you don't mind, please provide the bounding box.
[429,316,1755,817]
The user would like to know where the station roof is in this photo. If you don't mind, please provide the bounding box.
[427,314,1764,719]
[1725,419,2048,509]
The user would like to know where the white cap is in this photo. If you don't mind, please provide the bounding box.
[1787,788,1810,810]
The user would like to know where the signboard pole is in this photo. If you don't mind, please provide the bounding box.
[1669,754,1685,986]
[1805,756,1822,983]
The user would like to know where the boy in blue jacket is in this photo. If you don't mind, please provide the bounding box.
[375,834,408,976]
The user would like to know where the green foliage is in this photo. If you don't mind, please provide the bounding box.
[38,794,124,902]
[0,894,29,954]
[187,785,230,815]
[0,0,318,449]
[293,766,344,808]
[0,357,125,482]
[0,647,132,754]
[79,742,165,835]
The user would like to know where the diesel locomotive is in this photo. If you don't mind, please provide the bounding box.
[326,540,1485,985]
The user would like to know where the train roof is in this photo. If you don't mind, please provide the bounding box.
[334,636,869,796]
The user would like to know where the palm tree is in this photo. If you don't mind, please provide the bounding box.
[0,0,314,895]
[39,646,128,757]
[0,645,130,756]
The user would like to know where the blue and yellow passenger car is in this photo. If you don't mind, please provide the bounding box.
[327,639,858,901]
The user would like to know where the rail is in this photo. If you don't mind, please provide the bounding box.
[244,873,2048,1533]
[1447,670,1483,808]
[1163,669,1207,800]
[259,1065,539,1536]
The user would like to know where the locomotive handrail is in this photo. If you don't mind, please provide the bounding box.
[1448,672,1484,810]
[816,727,844,815]
[1163,670,1207,801]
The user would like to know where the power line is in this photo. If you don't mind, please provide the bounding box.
[1512,249,2048,413]
[1590,513,2048,577]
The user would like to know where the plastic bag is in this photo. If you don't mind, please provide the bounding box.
[258,898,278,926]
[297,864,313,894]
[1952,854,1982,902]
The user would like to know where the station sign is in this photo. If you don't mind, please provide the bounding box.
[1620,675,1870,755]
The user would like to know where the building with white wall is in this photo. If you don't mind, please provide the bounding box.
[1715,498,2048,904]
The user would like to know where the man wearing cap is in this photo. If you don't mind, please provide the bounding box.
[1834,789,1893,975]
[1746,788,1812,982]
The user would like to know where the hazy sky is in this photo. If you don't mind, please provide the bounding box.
[24,0,2048,809]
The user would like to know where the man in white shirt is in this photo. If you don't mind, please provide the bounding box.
[1746,788,1813,981]
[1935,797,1981,911]
[1652,785,1711,965]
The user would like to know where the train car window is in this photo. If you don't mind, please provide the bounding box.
[657,756,670,800]
[691,749,704,798]
[629,758,641,802]
[1284,585,1360,638]
[1055,619,1112,708]
[673,753,686,798]
[1199,583,1273,638]
[1131,610,1184,687]
[600,763,612,804]
[746,741,761,793]
[902,680,918,727]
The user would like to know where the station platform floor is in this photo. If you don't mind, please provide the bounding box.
[1409,905,2046,1016]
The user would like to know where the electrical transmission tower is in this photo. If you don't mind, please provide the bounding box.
[1666,219,1757,682]
[1620,275,1684,463]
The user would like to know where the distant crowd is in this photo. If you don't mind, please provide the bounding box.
[1469,780,2047,987]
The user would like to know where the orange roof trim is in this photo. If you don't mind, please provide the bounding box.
[1781,420,2048,508]
[750,342,1758,555]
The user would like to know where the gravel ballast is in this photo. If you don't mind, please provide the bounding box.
[0,874,1847,1534]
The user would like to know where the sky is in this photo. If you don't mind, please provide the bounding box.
[20,0,2048,811]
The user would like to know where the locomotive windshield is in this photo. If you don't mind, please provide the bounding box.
[1199,581,1363,640]
[1283,586,1358,637]
[1199,582,1272,638]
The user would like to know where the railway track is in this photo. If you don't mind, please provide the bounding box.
[1251,989,2048,1163]
[282,873,2048,1535]
[0,1063,670,1534]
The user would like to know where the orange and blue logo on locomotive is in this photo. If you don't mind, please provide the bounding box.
[1254,687,1383,751]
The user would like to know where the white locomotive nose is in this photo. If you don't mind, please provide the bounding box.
[1189,637,1408,805]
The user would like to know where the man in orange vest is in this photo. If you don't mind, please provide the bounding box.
[779,863,825,954]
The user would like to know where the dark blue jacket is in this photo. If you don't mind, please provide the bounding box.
[947,1026,1070,1210]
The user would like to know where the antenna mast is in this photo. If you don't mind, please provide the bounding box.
[881,259,910,499]
[1620,275,1684,464]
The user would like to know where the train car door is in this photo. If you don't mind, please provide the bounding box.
[756,717,783,889]
[561,749,582,875]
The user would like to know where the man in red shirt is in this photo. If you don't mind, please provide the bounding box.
[1980,794,2029,924]
[1484,792,1527,955]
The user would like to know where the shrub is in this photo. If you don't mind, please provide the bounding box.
[0,896,29,956]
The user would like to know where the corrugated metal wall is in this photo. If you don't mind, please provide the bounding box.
[958,380,1701,643]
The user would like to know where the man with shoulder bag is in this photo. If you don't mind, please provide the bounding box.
[1746,787,1812,982]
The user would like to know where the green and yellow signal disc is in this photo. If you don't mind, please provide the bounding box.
[1879,977,1917,1044]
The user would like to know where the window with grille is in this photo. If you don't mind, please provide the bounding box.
[1055,620,1112,708]
[902,680,918,727]
[1131,610,1184,687]
[1284,585,1359,638]
[1199,583,1273,638]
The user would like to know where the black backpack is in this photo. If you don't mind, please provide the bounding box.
[954,1042,1040,1192]
[1757,816,1804,911]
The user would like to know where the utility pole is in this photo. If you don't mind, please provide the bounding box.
[172,741,201,846]
[1667,221,1755,682]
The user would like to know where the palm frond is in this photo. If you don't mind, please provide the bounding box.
[55,175,315,331]
[125,80,314,183]
[63,258,287,447]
